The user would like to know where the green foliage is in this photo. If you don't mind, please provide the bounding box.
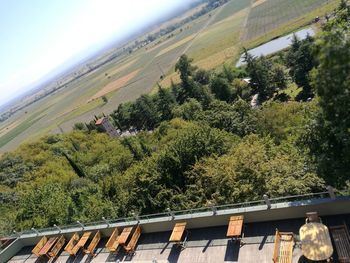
[286,34,316,101]
[185,135,324,207]
[16,183,73,229]
[306,12,350,186]
[210,76,233,102]
[244,52,288,104]
[197,99,258,137]
[172,98,203,121]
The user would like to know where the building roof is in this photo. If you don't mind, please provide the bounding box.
[95,117,105,125]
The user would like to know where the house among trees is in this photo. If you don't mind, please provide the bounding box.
[95,117,119,138]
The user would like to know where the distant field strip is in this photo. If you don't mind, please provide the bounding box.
[245,0,330,40]
[252,0,266,8]
[107,58,138,77]
[89,69,140,101]
[155,35,195,58]
[0,114,45,148]
[211,0,251,24]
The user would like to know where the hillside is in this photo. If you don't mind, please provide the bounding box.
[0,0,349,237]
[0,0,339,153]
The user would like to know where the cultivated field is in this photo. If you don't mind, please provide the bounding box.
[0,0,339,153]
[244,0,332,40]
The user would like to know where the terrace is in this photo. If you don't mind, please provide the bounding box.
[1,189,350,263]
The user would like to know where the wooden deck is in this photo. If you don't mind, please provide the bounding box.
[8,214,350,263]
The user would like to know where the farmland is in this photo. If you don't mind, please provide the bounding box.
[0,0,339,153]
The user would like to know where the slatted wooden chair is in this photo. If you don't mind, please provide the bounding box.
[70,231,92,256]
[272,229,294,263]
[106,228,119,252]
[226,215,244,246]
[32,236,48,257]
[38,236,58,258]
[330,223,350,263]
[169,222,188,248]
[125,225,142,254]
[84,231,101,256]
[64,233,80,255]
[117,227,133,246]
[48,235,65,259]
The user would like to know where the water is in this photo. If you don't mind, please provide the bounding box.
[236,27,315,67]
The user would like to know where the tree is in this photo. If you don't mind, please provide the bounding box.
[306,20,350,186]
[156,85,177,121]
[185,135,324,207]
[102,95,108,103]
[130,95,160,130]
[244,51,274,104]
[286,34,316,101]
[175,54,196,85]
[193,69,210,85]
[209,76,233,102]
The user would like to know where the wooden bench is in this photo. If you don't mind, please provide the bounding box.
[48,235,65,259]
[64,233,80,255]
[226,215,244,245]
[84,231,101,256]
[32,236,48,257]
[106,228,119,252]
[330,223,350,263]
[38,236,58,257]
[125,225,142,254]
[70,231,92,256]
[169,222,188,248]
[272,229,294,263]
[117,227,133,246]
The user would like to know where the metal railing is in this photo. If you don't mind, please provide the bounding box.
[5,188,345,240]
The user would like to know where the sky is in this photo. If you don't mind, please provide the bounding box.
[0,0,188,107]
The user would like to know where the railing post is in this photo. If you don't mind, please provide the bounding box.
[208,201,217,215]
[102,217,110,227]
[53,224,62,233]
[31,227,40,236]
[263,194,271,209]
[76,221,84,230]
[13,230,20,238]
[326,186,336,199]
[166,208,175,220]
[132,212,140,223]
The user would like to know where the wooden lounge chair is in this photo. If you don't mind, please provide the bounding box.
[306,212,321,223]
[272,229,294,263]
[32,236,48,257]
[330,223,350,263]
[64,233,80,255]
[48,235,65,259]
[84,231,101,256]
[38,236,58,257]
[117,227,133,246]
[106,228,119,252]
[169,222,188,248]
[125,225,142,254]
[70,231,92,256]
[226,215,244,245]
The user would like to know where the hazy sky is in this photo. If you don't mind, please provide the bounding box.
[0,0,187,106]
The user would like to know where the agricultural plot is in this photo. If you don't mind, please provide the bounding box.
[244,0,331,40]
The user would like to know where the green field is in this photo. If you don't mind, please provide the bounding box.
[0,0,339,153]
